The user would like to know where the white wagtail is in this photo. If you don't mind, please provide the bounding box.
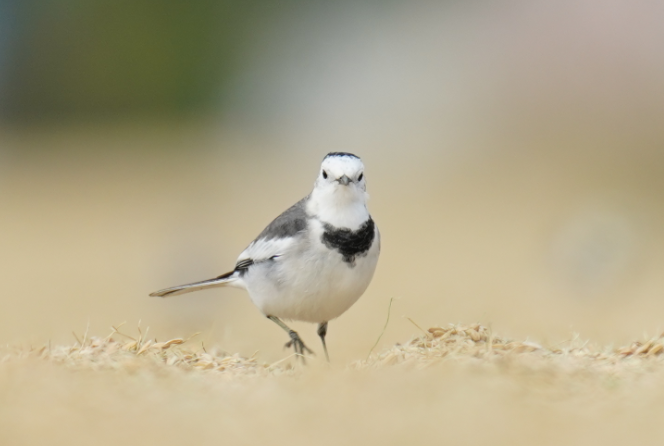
[150,152,380,361]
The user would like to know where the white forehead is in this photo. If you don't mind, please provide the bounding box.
[320,155,364,176]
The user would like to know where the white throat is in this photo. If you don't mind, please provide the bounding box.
[307,186,369,229]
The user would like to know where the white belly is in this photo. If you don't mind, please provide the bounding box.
[242,224,380,323]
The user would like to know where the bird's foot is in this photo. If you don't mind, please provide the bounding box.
[284,330,313,362]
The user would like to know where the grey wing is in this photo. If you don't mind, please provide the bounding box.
[255,197,309,241]
[235,197,310,266]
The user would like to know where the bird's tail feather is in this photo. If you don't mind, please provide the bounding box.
[149,271,236,297]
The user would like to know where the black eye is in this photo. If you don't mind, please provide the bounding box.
[322,170,328,179]
[358,173,363,181]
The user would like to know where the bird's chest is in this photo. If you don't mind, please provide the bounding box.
[290,218,379,292]
[250,219,379,322]
[319,217,376,265]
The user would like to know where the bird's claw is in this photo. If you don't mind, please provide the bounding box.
[285,330,313,361]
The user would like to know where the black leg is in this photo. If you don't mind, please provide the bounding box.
[317,322,329,362]
[267,315,313,362]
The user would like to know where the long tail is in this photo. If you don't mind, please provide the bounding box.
[149,271,236,297]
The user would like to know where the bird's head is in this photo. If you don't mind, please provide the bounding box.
[308,152,370,227]
[315,152,366,194]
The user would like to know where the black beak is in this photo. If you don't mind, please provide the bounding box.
[337,175,351,186]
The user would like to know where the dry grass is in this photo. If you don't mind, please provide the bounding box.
[362,323,664,374]
[4,322,664,446]
[7,322,664,379]
[8,323,287,377]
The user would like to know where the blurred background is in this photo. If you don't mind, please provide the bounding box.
[2,0,664,362]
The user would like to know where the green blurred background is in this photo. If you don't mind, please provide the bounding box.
[2,1,664,361]
[2,0,272,119]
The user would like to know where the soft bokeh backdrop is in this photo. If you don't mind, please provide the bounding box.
[2,0,664,363]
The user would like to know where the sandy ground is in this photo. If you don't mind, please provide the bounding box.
[2,123,664,444]
[3,322,664,446]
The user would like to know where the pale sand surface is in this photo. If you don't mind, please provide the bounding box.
[3,323,664,446]
[2,120,664,445]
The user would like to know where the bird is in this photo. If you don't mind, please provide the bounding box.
[150,152,380,361]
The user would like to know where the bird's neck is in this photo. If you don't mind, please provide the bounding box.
[307,188,369,230]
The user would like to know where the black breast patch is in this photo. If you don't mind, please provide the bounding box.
[321,218,375,266]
